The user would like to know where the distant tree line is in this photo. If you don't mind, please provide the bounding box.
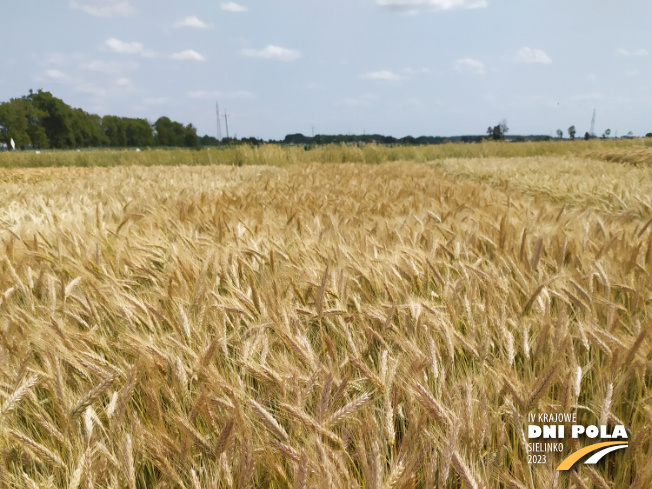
[282,133,448,146]
[556,126,652,140]
[7,94,645,151]
[0,90,199,149]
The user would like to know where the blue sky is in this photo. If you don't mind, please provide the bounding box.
[2,0,651,140]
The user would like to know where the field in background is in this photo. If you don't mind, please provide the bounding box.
[1,137,652,168]
[433,156,652,216]
[0,145,650,488]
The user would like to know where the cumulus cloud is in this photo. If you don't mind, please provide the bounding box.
[81,59,138,75]
[175,16,210,29]
[403,67,431,75]
[69,0,134,18]
[38,53,140,78]
[171,50,206,62]
[221,2,248,13]
[44,69,70,82]
[34,70,105,97]
[454,58,485,74]
[514,47,552,64]
[360,70,403,81]
[115,77,133,87]
[616,48,648,57]
[103,38,154,57]
[376,0,487,14]
[241,45,301,62]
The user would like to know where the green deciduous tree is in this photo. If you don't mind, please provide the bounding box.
[125,118,154,147]
[1,90,204,150]
[72,109,108,147]
[184,123,199,148]
[0,98,31,148]
[154,117,193,147]
[0,97,50,149]
[27,90,76,148]
[24,102,49,148]
[102,116,127,147]
[487,119,508,141]
[154,116,174,146]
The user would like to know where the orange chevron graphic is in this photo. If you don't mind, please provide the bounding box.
[556,442,628,471]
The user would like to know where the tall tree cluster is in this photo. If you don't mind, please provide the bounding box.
[486,119,509,141]
[0,90,199,149]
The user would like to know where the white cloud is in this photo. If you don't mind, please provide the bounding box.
[38,53,140,78]
[617,48,648,57]
[34,66,137,101]
[171,50,206,62]
[454,58,485,74]
[81,59,138,75]
[241,45,301,62]
[175,16,210,29]
[187,89,255,99]
[103,38,154,57]
[44,69,70,82]
[35,71,103,97]
[403,67,431,75]
[514,47,552,64]
[360,70,403,81]
[221,2,248,13]
[376,0,487,14]
[115,77,132,87]
[69,0,134,18]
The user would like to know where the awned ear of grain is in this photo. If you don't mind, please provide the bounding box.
[0,154,649,487]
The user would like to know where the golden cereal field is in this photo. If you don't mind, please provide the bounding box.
[0,144,650,488]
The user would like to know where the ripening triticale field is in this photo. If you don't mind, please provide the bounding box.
[0,144,650,488]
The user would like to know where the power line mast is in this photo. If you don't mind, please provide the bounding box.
[216,102,222,141]
[590,109,596,138]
